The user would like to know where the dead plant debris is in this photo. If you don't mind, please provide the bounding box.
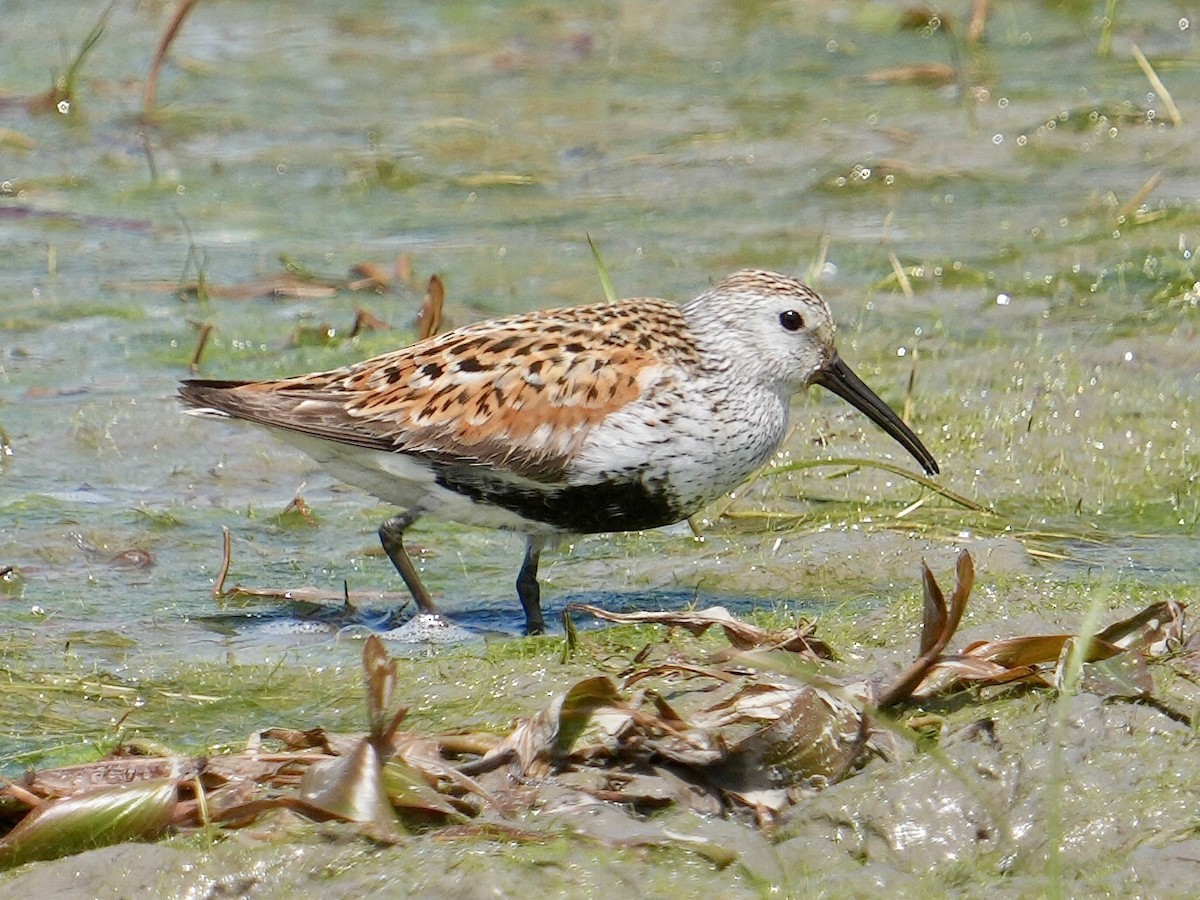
[2,551,1191,869]
[207,524,411,611]
[158,255,445,368]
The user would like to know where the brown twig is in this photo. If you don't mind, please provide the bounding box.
[966,0,989,44]
[144,0,203,116]
[213,525,232,599]
[189,321,212,373]
[348,308,389,339]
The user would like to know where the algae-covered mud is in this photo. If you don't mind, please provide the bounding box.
[2,0,1199,895]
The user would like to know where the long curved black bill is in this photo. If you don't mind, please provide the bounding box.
[812,354,939,475]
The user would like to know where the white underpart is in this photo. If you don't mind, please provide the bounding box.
[279,430,554,532]
[182,406,231,421]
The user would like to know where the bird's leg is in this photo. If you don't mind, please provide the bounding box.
[379,512,438,615]
[516,535,547,635]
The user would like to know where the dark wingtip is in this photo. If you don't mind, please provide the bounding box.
[177,379,250,412]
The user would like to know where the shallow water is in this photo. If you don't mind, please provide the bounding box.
[1,0,1197,724]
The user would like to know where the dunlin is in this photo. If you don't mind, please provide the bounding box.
[180,269,937,634]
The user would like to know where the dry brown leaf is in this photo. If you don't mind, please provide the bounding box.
[910,657,1044,700]
[1097,599,1185,655]
[13,756,201,803]
[417,274,445,340]
[347,261,393,291]
[877,551,974,708]
[299,739,400,835]
[706,685,867,786]
[567,603,832,657]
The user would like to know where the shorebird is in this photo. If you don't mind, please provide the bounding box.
[180,269,938,634]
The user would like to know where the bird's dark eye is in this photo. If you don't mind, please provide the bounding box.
[779,309,804,331]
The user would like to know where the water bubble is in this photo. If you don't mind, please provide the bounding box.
[996,293,1011,306]
[1017,135,1027,146]
[992,133,1003,144]
[56,100,70,115]
[884,173,895,185]
[1181,17,1190,30]
[998,97,1009,108]
[1124,350,1134,362]
[897,347,907,357]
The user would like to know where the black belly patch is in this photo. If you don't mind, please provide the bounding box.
[432,465,681,533]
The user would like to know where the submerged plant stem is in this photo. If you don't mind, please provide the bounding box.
[765,457,988,513]
[1130,45,1182,127]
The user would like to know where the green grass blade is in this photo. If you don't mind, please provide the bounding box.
[586,234,617,302]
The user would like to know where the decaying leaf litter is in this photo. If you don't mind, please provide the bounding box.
[4,550,1195,871]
